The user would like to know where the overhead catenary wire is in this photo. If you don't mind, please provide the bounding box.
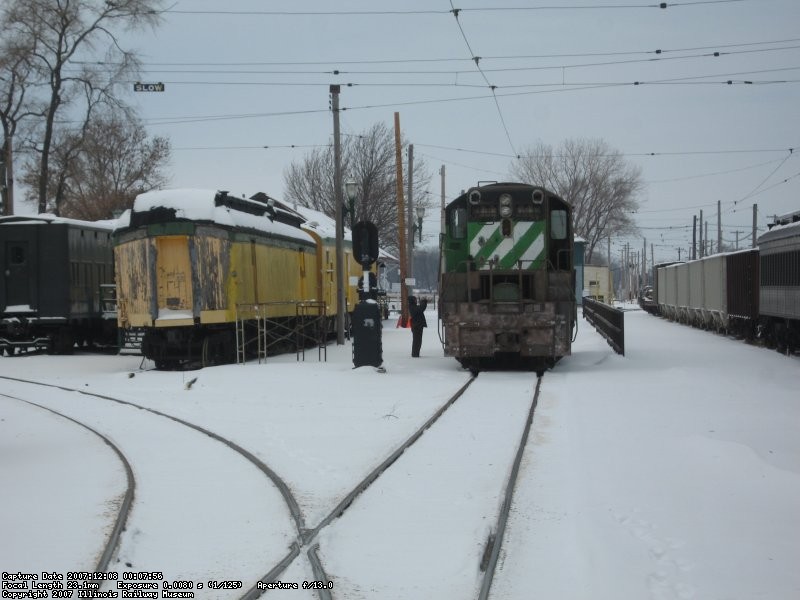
[87,45,799,77]
[448,1,517,156]
[161,1,752,17]
[73,36,800,68]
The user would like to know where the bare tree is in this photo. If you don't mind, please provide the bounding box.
[20,110,170,220]
[2,0,163,214]
[0,28,45,215]
[510,138,641,263]
[283,122,431,255]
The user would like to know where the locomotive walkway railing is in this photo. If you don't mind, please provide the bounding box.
[582,297,625,356]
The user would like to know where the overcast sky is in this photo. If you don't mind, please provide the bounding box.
[118,0,799,261]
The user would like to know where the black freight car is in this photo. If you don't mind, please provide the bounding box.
[0,215,116,354]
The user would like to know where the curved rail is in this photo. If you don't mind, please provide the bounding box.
[0,392,135,573]
[0,375,307,595]
[2,373,479,599]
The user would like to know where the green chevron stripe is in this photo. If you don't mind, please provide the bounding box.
[468,221,546,269]
[502,222,545,268]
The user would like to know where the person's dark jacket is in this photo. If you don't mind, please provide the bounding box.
[409,297,428,329]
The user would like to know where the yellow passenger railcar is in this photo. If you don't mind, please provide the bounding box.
[114,189,359,368]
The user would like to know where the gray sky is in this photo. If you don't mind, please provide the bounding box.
[121,0,800,262]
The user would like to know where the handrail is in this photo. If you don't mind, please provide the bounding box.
[583,297,625,356]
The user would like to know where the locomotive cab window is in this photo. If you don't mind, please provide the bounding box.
[550,209,568,240]
[450,207,467,239]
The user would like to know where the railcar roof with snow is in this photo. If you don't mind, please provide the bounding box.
[117,188,315,245]
[0,214,116,230]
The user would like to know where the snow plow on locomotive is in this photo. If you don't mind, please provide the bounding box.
[438,183,576,374]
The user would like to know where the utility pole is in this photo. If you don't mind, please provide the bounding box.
[330,85,346,345]
[620,248,625,301]
[440,166,446,297]
[734,230,742,249]
[699,210,704,258]
[407,144,415,278]
[642,238,647,285]
[394,113,409,326]
[717,200,722,253]
[440,165,446,233]
[752,204,758,248]
[705,221,709,256]
[608,237,612,303]
[0,140,14,215]
[692,215,697,260]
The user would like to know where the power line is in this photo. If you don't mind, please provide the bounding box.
[74,37,800,68]
[733,151,796,206]
[162,2,752,17]
[126,71,799,128]
[646,157,791,183]
[72,44,800,77]
[413,142,797,159]
[448,1,517,156]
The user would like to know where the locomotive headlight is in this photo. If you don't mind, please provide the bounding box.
[498,194,513,218]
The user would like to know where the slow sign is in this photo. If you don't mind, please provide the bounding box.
[134,82,165,92]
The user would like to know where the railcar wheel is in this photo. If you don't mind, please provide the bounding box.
[201,332,235,367]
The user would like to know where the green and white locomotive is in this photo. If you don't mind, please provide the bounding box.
[438,182,576,373]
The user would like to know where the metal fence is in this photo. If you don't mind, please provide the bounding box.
[582,297,625,356]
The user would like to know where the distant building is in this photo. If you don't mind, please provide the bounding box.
[584,265,612,304]
[574,237,586,305]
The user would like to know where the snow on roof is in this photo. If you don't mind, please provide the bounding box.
[124,189,315,245]
[292,204,400,261]
[759,215,800,244]
[0,213,117,230]
[294,204,339,239]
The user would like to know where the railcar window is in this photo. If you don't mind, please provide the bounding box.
[450,207,467,239]
[550,209,568,240]
[10,245,26,265]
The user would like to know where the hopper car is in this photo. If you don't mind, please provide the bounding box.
[438,182,576,373]
[652,210,800,353]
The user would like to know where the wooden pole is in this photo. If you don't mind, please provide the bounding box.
[331,85,345,344]
[394,113,409,327]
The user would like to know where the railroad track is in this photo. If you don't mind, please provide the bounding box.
[0,392,135,573]
[0,376,302,597]
[304,371,542,599]
[2,370,542,599]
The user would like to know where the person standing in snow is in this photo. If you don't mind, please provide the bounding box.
[408,295,428,357]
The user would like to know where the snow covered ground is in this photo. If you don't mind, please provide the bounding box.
[1,306,798,599]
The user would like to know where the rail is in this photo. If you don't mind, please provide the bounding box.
[582,297,625,356]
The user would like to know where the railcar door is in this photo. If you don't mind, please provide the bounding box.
[155,236,193,315]
[3,240,32,309]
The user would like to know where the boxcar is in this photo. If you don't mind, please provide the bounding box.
[0,215,116,354]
